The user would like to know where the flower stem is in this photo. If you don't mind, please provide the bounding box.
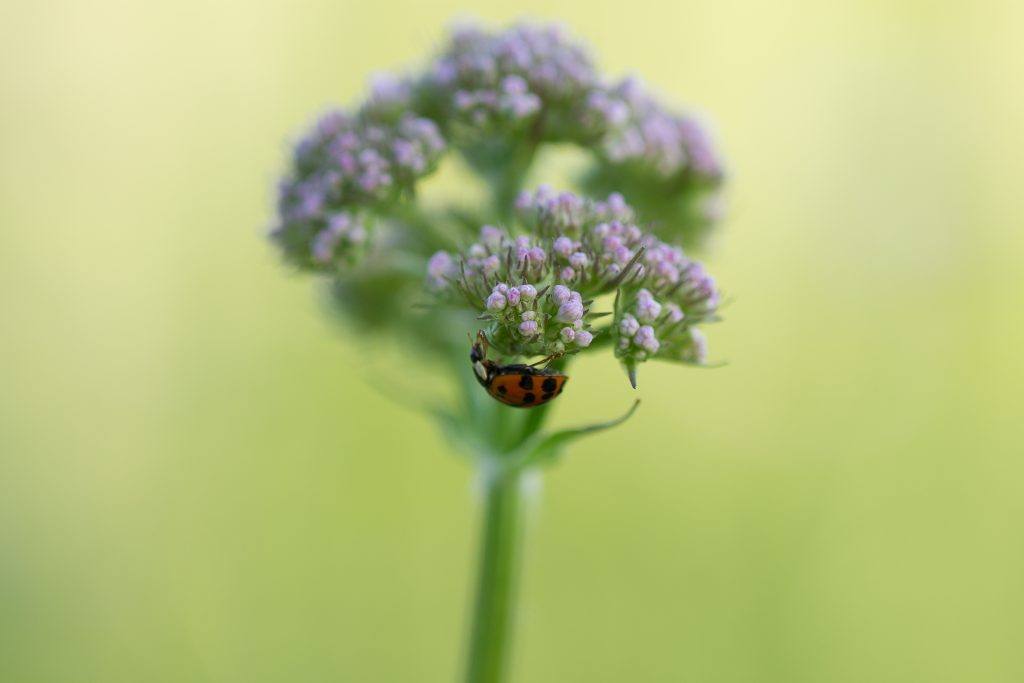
[464,462,527,683]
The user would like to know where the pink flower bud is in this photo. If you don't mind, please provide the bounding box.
[551,284,571,305]
[480,225,504,249]
[634,325,660,354]
[665,303,685,323]
[636,288,662,322]
[482,255,501,274]
[486,292,507,311]
[427,250,455,288]
[619,314,639,337]
[556,299,584,323]
[519,319,539,336]
[553,236,574,257]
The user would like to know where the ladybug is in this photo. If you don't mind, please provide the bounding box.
[470,331,569,408]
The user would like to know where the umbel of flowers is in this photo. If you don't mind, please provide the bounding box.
[427,188,718,384]
[272,87,446,270]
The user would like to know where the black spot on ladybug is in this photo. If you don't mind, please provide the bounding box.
[518,375,534,390]
[541,392,554,401]
[497,385,508,394]
[522,392,536,404]
[541,377,557,392]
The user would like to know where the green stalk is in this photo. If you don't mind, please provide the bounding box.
[464,461,528,683]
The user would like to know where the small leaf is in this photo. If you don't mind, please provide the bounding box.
[517,399,641,469]
[624,359,638,389]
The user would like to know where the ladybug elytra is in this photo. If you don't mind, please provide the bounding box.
[470,331,569,408]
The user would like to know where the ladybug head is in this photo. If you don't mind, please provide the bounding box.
[469,330,489,363]
[469,330,493,385]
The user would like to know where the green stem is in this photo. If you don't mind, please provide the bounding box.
[464,462,528,683]
[490,141,538,222]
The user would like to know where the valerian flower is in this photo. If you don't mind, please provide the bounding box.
[427,188,720,381]
[268,23,730,682]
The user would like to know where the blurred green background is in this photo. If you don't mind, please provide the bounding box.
[3,1,1023,681]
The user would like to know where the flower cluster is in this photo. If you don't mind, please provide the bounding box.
[415,23,723,191]
[428,188,720,375]
[583,77,724,181]
[272,101,445,269]
[614,278,715,368]
[419,23,597,139]
[486,282,595,353]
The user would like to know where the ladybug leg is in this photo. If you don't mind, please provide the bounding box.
[483,333,518,360]
[528,351,565,369]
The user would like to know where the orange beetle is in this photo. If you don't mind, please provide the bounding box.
[470,331,568,408]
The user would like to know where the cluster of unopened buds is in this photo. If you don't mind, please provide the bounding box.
[616,288,709,365]
[484,282,595,352]
[272,86,446,268]
[426,187,720,381]
[420,24,723,183]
